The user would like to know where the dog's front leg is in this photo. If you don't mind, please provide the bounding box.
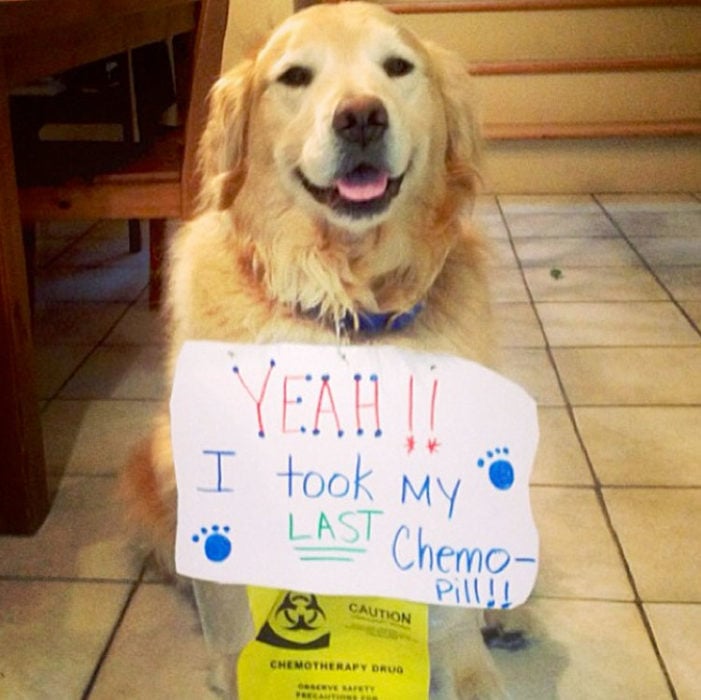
[428,606,505,700]
[193,581,255,698]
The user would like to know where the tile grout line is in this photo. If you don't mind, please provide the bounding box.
[32,224,163,696]
[81,561,148,699]
[530,593,701,606]
[35,220,101,271]
[36,219,152,408]
[495,195,606,490]
[0,573,144,585]
[39,219,146,271]
[495,194,679,699]
[592,193,701,338]
[527,482,701,492]
[38,283,150,410]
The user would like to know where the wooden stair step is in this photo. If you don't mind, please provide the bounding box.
[385,0,700,14]
[470,54,701,75]
[483,119,701,140]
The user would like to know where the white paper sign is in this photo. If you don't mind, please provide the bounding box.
[172,342,539,609]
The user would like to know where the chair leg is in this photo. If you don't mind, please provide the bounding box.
[149,218,167,308]
[22,224,37,311]
[128,219,143,253]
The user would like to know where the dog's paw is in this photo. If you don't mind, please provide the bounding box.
[429,666,456,699]
[429,622,506,699]
[430,664,506,700]
[481,623,529,652]
[481,605,540,651]
[205,651,237,698]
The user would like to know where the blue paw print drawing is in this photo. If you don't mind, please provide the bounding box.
[477,447,514,490]
[192,524,232,562]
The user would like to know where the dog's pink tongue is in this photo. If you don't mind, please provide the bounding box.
[336,171,388,202]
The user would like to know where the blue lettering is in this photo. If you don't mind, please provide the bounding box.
[401,475,431,506]
[436,478,461,519]
[391,525,413,570]
[276,454,374,501]
[486,548,511,574]
[198,449,235,493]
[391,526,512,576]
[352,454,374,501]
[303,471,325,498]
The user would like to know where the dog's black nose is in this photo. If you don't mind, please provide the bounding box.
[333,96,388,147]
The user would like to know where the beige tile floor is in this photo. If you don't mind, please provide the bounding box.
[1,194,699,698]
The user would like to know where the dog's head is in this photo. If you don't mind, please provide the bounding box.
[196,2,481,320]
[199,2,479,228]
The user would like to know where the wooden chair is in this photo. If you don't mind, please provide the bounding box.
[18,0,228,306]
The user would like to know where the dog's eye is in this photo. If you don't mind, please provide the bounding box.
[277,65,314,88]
[383,56,414,78]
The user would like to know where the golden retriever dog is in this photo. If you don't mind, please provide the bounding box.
[123,2,514,697]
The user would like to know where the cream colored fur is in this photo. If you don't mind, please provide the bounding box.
[122,3,507,697]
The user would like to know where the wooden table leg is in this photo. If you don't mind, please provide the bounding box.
[0,65,50,534]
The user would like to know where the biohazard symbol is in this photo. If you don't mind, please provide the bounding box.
[256,591,331,650]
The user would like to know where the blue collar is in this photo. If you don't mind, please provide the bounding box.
[305,301,425,335]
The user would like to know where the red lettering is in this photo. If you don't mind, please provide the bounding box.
[407,374,440,452]
[282,375,305,433]
[354,373,381,437]
[232,359,275,437]
[313,375,342,436]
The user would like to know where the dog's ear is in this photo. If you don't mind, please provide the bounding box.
[427,43,482,187]
[196,58,255,212]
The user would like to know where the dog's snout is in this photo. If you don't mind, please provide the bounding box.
[333,96,388,147]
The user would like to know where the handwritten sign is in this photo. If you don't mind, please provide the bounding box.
[172,342,539,609]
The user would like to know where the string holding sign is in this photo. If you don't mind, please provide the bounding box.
[172,342,539,610]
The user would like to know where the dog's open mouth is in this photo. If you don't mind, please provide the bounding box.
[297,165,404,219]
